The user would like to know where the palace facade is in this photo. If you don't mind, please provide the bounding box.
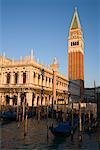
[0,54,68,108]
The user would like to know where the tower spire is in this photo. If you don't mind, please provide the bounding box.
[70,8,81,30]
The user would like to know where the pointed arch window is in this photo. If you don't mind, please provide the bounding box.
[46,77,48,82]
[77,41,79,45]
[7,73,10,84]
[71,42,73,46]
[38,74,40,79]
[49,78,51,83]
[34,72,36,78]
[15,73,18,84]
[23,72,26,84]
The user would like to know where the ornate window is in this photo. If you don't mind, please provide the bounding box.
[15,73,18,84]
[7,73,10,84]
[23,72,26,84]
[34,72,36,78]
[46,77,48,82]
[71,42,73,46]
[77,41,79,45]
[49,78,51,82]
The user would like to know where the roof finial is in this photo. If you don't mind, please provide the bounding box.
[75,7,77,11]
[12,57,14,62]
[3,52,5,57]
[31,48,33,58]
[53,57,58,65]
[20,56,22,61]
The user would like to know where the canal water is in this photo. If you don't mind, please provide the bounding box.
[0,118,100,150]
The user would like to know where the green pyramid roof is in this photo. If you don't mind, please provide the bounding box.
[71,16,78,29]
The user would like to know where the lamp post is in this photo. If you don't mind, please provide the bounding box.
[63,90,66,122]
[16,94,19,121]
[0,95,2,112]
[79,101,82,142]
[70,97,74,141]
[24,102,28,136]
[88,102,91,131]
[20,88,25,122]
[38,68,44,120]
[41,68,44,105]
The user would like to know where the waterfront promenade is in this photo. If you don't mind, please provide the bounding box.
[0,118,100,150]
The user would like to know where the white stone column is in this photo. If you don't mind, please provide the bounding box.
[1,93,5,105]
[50,79,52,88]
[17,92,21,106]
[26,92,32,107]
[53,71,57,103]
[39,76,42,86]
[18,72,23,84]
[34,94,38,107]
[38,77,40,86]
[35,74,38,85]
[47,78,49,87]
[47,95,49,105]
[42,96,45,106]
[30,70,33,84]
[43,77,45,87]
[10,93,13,105]
[38,96,41,106]
[49,96,52,105]
[27,70,33,84]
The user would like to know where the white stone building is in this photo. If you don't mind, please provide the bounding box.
[0,54,68,108]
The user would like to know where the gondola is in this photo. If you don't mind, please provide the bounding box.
[49,121,71,137]
[49,116,79,137]
[0,111,17,121]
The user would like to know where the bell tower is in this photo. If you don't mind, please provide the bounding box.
[68,8,84,81]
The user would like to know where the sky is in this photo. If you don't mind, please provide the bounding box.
[0,0,100,87]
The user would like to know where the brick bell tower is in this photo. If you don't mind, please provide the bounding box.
[68,8,84,82]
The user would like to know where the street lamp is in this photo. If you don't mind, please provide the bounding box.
[63,90,67,122]
[0,95,2,112]
[20,88,25,122]
[79,100,82,142]
[68,94,74,141]
[37,68,45,120]
[41,68,45,106]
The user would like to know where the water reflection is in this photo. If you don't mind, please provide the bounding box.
[48,136,66,150]
[0,119,99,150]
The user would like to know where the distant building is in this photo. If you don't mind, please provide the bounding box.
[84,87,100,121]
[0,54,68,108]
[84,88,96,103]
[96,87,100,124]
